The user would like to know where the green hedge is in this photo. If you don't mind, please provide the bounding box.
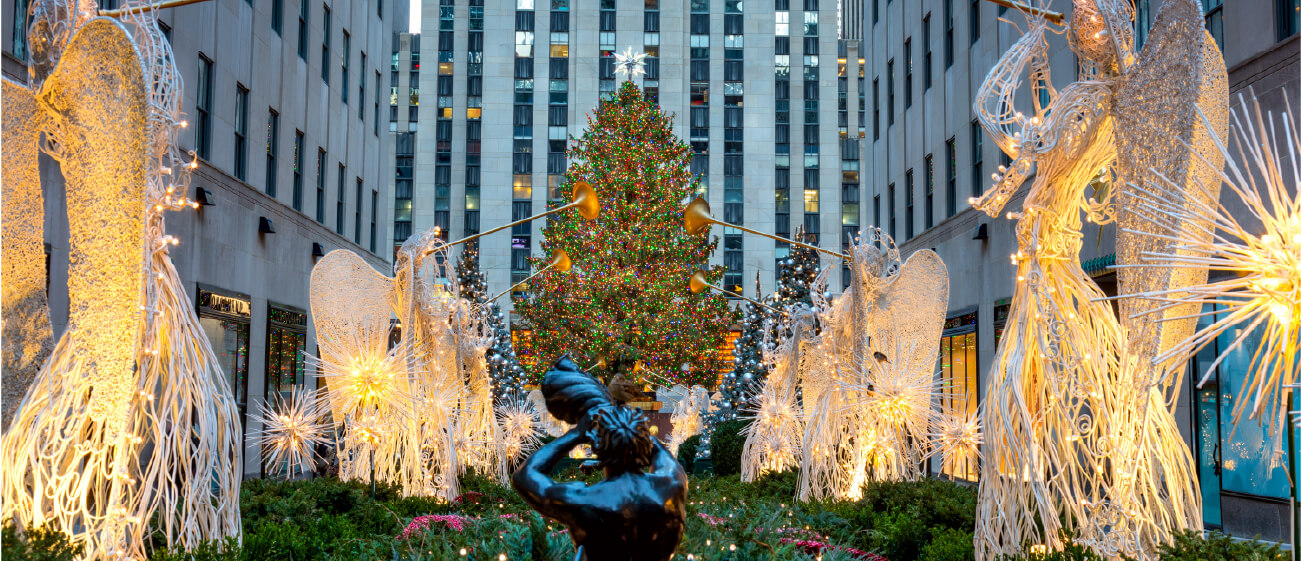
[709,419,749,476]
[0,473,1288,561]
[677,434,702,473]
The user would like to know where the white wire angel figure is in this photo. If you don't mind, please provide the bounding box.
[971,1,1223,559]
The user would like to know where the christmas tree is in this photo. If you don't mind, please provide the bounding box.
[702,273,772,453]
[702,229,824,452]
[456,241,489,303]
[514,80,735,386]
[773,227,822,309]
[455,242,526,404]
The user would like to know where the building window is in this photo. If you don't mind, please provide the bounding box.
[939,311,978,481]
[195,54,213,160]
[321,5,331,83]
[903,38,912,109]
[971,120,983,196]
[265,304,307,400]
[291,131,303,213]
[944,0,954,68]
[359,52,367,118]
[197,290,251,452]
[886,59,894,126]
[297,0,309,60]
[315,148,326,220]
[872,77,879,140]
[265,108,279,198]
[873,194,881,229]
[923,14,933,90]
[924,154,934,229]
[969,0,980,45]
[369,189,377,252]
[1279,0,1299,40]
[1191,301,1295,521]
[11,0,30,60]
[341,31,350,102]
[272,0,282,34]
[887,182,896,240]
[233,84,249,181]
[336,168,346,235]
[946,137,957,216]
[904,168,914,239]
[374,72,381,136]
[1198,0,1222,50]
[354,178,363,243]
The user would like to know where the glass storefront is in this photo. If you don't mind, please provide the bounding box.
[939,310,978,481]
[267,304,308,399]
[1193,302,1298,527]
[197,288,251,447]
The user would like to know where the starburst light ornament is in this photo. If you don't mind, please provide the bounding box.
[495,397,543,480]
[254,389,332,476]
[613,46,649,80]
[311,332,411,417]
[932,412,982,468]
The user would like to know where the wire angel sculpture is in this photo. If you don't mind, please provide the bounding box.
[663,386,711,457]
[740,304,816,482]
[0,2,242,558]
[309,231,493,499]
[1120,91,1299,452]
[796,229,949,500]
[970,1,1226,559]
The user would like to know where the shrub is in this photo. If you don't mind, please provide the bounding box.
[1,523,78,561]
[709,419,750,476]
[920,527,975,561]
[1157,529,1283,561]
[677,434,702,473]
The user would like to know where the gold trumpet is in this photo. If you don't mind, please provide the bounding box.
[99,0,213,16]
[688,271,786,315]
[980,0,1063,24]
[430,182,600,258]
[683,197,851,262]
[489,248,573,302]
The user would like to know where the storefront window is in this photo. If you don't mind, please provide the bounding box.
[197,289,251,445]
[1215,314,1291,499]
[938,311,978,481]
[267,305,308,398]
[1193,301,1297,525]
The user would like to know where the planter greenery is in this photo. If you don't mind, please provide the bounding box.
[677,434,702,473]
[709,418,750,476]
[0,472,1286,561]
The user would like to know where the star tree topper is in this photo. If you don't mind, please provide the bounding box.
[613,46,649,80]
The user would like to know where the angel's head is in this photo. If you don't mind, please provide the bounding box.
[1068,0,1136,74]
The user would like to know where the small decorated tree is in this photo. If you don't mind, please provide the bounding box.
[774,227,822,309]
[702,273,772,456]
[456,242,526,404]
[514,80,735,386]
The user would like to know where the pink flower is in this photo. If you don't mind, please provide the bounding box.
[397,514,469,540]
[697,513,729,526]
[779,538,887,560]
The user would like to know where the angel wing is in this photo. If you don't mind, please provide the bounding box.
[1,78,52,430]
[1112,0,1229,384]
[3,17,242,558]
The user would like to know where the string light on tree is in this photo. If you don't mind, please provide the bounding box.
[514,80,734,387]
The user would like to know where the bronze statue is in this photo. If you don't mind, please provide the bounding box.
[512,358,688,561]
